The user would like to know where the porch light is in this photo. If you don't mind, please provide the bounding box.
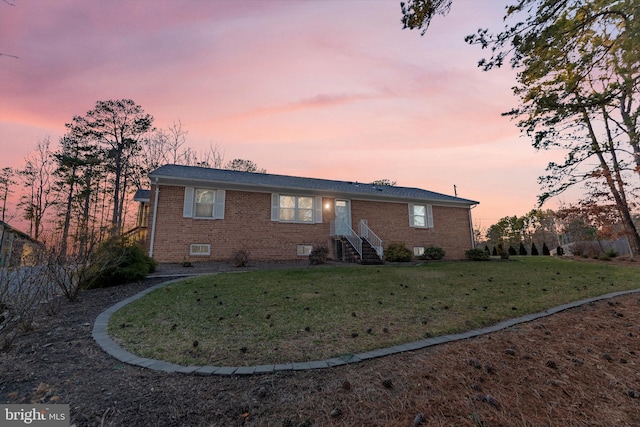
[324,202,331,210]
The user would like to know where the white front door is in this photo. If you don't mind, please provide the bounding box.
[335,200,351,235]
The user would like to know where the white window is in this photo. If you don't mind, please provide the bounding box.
[183,187,225,219]
[190,244,211,256]
[413,246,425,256]
[195,189,215,218]
[297,245,313,256]
[271,194,322,224]
[409,204,434,228]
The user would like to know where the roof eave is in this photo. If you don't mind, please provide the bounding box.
[149,173,479,208]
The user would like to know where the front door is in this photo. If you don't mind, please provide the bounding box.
[335,200,351,235]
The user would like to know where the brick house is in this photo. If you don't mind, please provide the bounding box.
[141,164,479,263]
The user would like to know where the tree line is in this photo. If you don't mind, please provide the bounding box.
[480,204,639,257]
[0,99,265,258]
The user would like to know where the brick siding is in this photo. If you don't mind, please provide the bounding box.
[147,185,473,262]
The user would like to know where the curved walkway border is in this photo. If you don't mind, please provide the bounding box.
[92,277,640,376]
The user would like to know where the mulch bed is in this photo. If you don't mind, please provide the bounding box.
[1,259,640,426]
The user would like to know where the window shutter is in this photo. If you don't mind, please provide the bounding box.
[183,187,194,218]
[427,205,434,228]
[408,204,415,227]
[271,194,280,221]
[214,190,226,219]
[314,196,323,223]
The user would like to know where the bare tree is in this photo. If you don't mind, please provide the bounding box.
[166,120,188,164]
[182,143,225,168]
[18,137,57,240]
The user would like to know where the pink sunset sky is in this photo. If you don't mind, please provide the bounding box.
[0,0,575,229]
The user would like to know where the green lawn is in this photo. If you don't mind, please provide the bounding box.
[108,257,639,366]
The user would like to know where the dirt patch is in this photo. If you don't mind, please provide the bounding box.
[2,260,640,426]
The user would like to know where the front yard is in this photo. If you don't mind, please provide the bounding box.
[108,257,640,366]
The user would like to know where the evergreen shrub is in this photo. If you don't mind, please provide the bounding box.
[531,242,539,256]
[519,242,528,255]
[465,248,490,261]
[420,246,445,260]
[385,242,413,262]
[82,237,157,289]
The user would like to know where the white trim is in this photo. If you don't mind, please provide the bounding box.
[271,193,280,221]
[272,194,317,224]
[185,187,225,220]
[214,189,225,219]
[409,203,434,228]
[314,196,323,223]
[183,187,194,218]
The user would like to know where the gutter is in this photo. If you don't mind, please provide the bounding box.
[148,177,160,258]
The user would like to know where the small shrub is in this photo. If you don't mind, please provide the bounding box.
[508,246,517,256]
[420,246,445,260]
[465,248,490,261]
[484,245,490,255]
[492,247,498,256]
[0,267,48,350]
[519,242,528,255]
[232,247,250,267]
[556,246,565,256]
[385,242,413,262]
[309,244,329,265]
[604,248,618,258]
[501,250,510,260]
[542,242,551,256]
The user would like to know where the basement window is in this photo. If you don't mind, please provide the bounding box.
[297,245,313,256]
[189,244,211,256]
[413,247,425,257]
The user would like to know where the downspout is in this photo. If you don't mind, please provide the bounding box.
[469,205,477,249]
[0,224,5,267]
[148,177,159,258]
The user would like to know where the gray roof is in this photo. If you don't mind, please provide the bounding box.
[149,164,478,207]
[133,189,150,202]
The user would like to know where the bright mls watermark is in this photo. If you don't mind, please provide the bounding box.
[1,405,69,426]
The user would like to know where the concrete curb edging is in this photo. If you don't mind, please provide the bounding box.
[92,278,640,376]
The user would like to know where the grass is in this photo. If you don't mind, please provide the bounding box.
[108,257,639,366]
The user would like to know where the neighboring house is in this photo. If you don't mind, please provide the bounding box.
[141,164,479,264]
[0,221,42,268]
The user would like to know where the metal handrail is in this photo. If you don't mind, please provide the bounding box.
[331,220,363,259]
[359,220,383,258]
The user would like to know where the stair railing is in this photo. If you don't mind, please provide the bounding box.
[331,220,363,259]
[359,220,383,258]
